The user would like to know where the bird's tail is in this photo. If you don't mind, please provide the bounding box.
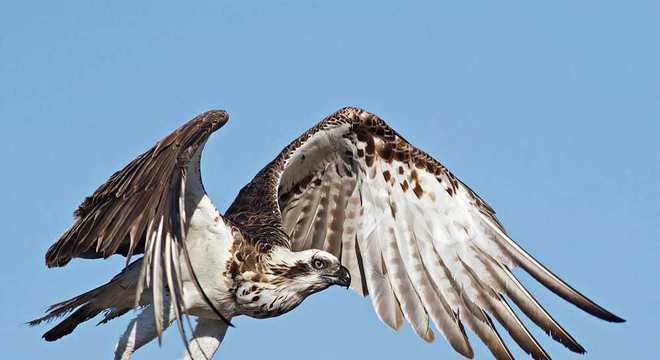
[28,261,141,341]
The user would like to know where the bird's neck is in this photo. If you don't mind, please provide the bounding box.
[233,272,306,319]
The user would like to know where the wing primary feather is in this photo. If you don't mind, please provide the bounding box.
[461,295,515,360]
[394,208,473,356]
[480,214,624,323]
[104,197,142,256]
[434,253,514,360]
[497,295,552,360]
[152,217,165,342]
[478,310,516,360]
[459,258,551,360]
[126,212,146,267]
[134,219,155,307]
[471,244,586,353]
[165,238,195,360]
[381,226,432,341]
[352,234,369,296]
[358,230,403,330]
[414,234,474,357]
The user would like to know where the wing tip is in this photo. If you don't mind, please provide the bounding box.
[601,312,626,323]
[200,109,229,129]
[44,249,70,268]
[479,213,625,325]
[452,339,475,359]
[568,295,625,324]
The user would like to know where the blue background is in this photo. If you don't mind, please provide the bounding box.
[1,1,657,359]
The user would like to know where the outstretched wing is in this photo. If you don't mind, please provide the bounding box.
[273,107,623,359]
[44,110,232,337]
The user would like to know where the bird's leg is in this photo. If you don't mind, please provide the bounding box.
[181,317,230,360]
[114,300,175,360]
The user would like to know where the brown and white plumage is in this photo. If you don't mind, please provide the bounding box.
[30,107,622,359]
[31,111,237,350]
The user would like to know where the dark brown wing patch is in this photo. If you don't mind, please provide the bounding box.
[45,110,228,267]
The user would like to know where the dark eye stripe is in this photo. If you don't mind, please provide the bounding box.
[283,261,312,278]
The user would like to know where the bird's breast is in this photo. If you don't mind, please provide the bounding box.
[178,195,240,317]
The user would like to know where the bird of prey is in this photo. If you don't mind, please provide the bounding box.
[30,107,623,359]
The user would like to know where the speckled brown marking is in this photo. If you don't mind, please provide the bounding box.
[378,143,394,162]
[383,170,391,182]
[411,169,418,182]
[375,125,385,136]
[299,175,313,192]
[401,180,409,192]
[365,136,375,154]
[365,155,375,167]
[395,151,407,162]
[228,260,240,279]
[413,182,424,199]
[399,166,404,175]
[356,129,369,142]
[364,136,376,167]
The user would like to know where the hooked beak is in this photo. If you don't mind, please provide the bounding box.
[330,265,351,288]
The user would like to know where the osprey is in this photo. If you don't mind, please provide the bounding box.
[30,108,623,360]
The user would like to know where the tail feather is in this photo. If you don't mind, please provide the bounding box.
[28,287,104,327]
[42,304,102,342]
[28,262,139,341]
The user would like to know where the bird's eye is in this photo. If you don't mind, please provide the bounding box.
[312,258,326,270]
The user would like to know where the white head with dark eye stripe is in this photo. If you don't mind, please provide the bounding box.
[234,247,351,319]
[273,248,351,293]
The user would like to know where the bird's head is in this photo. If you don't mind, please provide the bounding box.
[235,246,351,318]
[268,247,351,295]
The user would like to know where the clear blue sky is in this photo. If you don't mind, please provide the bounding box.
[1,1,657,359]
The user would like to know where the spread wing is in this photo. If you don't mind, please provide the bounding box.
[273,107,623,359]
[44,110,232,337]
